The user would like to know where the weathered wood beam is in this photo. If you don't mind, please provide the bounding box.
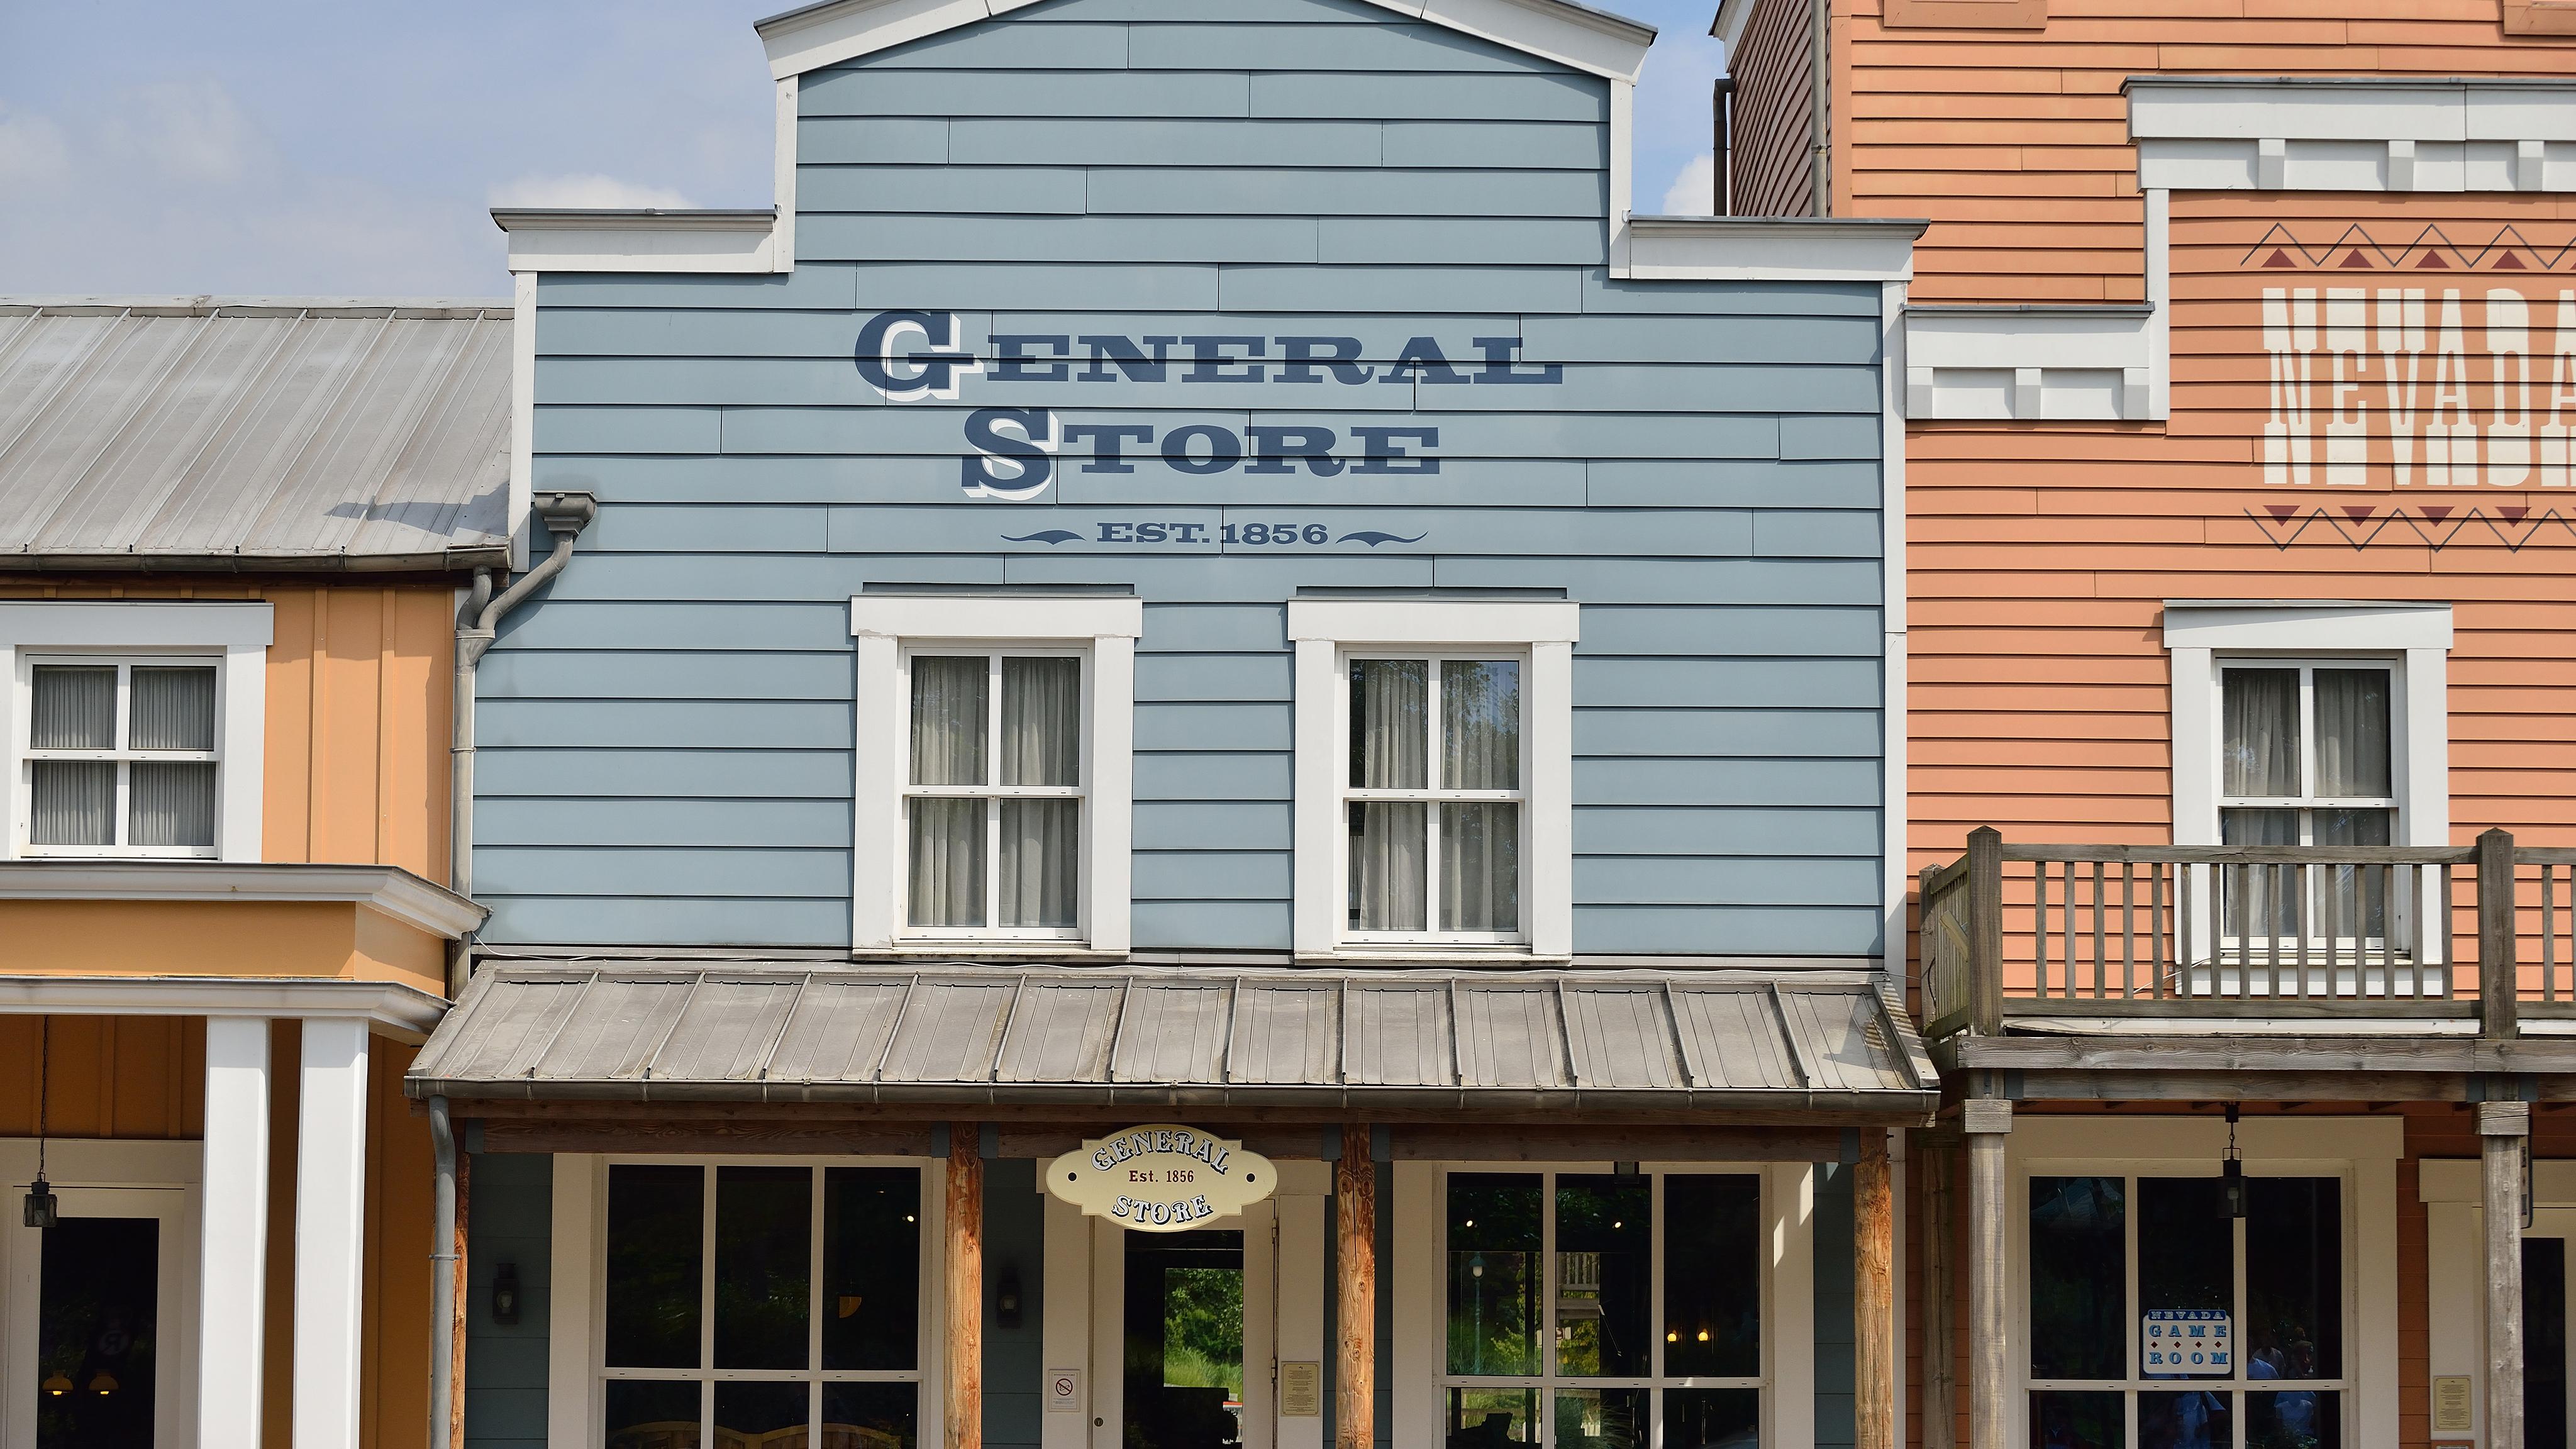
[2004,1070,2475,1102]
[1963,1100,2010,1449]
[1389,1126,1845,1162]
[1855,1130,1894,1449]
[2485,1101,2529,1449]
[1335,1123,1375,1449]
[2483,829,2520,1041]
[1967,828,2004,1036]
[1955,1035,2576,1075]
[947,1124,984,1449]
[1918,1137,1956,1449]
[440,1098,1931,1130]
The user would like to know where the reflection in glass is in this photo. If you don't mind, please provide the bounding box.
[824,1168,921,1371]
[714,1380,808,1441]
[1663,1175,1761,1379]
[909,657,987,786]
[1352,660,1429,789]
[2246,1178,2341,1380]
[606,1166,703,1370]
[1552,1388,1644,1449]
[2223,669,2301,797]
[2312,669,2389,797]
[2140,1389,2229,1449]
[824,1382,919,1449]
[36,1217,158,1449]
[2246,1389,2340,1448]
[1448,1174,1541,1377]
[2139,1179,2229,1381]
[716,1167,809,1370]
[1441,660,1519,790]
[1555,1175,1650,1378]
[606,1380,701,1449]
[1663,1389,1760,1449]
[2029,1177,2124,1380]
[1439,802,1518,933]
[1445,1387,1538,1449]
[2030,1389,2123,1449]
[1348,801,1426,932]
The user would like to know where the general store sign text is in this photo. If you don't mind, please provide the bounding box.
[1045,1124,1277,1231]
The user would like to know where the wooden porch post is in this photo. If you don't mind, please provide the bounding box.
[1336,1123,1376,1449]
[948,1123,985,1449]
[2484,1100,2530,1449]
[1963,1099,2012,1449]
[450,1151,471,1449]
[1855,1130,1896,1449]
[1920,1136,1957,1449]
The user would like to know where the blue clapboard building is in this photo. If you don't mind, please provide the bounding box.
[404,3,1933,1448]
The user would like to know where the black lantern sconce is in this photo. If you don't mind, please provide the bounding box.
[994,1263,1024,1332]
[23,1020,53,1231]
[492,1262,522,1326]
[2218,1104,2248,1219]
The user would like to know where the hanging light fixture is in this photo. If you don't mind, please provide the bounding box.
[2219,1104,2248,1219]
[42,1372,71,1397]
[86,1370,117,1396]
[23,1020,54,1231]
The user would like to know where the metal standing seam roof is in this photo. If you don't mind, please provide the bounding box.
[406,963,1938,1111]
[0,298,513,571]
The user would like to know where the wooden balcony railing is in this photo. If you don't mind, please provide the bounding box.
[1918,828,2576,1039]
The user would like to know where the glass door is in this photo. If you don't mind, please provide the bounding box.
[1123,1230,1246,1449]
[37,1216,158,1449]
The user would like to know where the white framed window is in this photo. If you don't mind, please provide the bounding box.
[851,595,1139,955]
[0,602,270,863]
[1292,600,1577,960]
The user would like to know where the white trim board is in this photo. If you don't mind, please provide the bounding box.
[2129,77,2576,194]
[0,975,448,1041]
[1622,217,1923,282]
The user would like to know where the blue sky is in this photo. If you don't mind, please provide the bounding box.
[0,0,1722,299]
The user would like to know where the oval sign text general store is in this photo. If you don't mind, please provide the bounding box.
[1046,1124,1277,1232]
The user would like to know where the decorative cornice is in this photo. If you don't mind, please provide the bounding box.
[0,861,487,939]
[0,975,448,1040]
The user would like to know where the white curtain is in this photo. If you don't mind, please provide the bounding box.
[1349,660,1428,931]
[30,763,113,846]
[1441,804,1519,932]
[908,657,988,927]
[999,800,1079,928]
[31,665,113,750]
[2222,669,2300,797]
[131,763,216,848]
[1440,660,1521,931]
[131,666,215,751]
[998,657,1081,927]
[30,666,114,846]
[2313,669,2390,797]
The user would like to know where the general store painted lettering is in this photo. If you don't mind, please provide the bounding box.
[2261,285,2576,487]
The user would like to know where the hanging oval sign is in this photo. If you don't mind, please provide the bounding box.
[1046,1124,1277,1232]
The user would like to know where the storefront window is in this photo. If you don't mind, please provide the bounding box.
[602,1163,924,1449]
[2027,1174,2346,1449]
[1443,1171,1762,1449]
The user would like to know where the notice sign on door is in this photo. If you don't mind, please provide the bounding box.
[2143,1309,2232,1375]
[1046,1124,1278,1231]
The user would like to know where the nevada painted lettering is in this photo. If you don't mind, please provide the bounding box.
[851,311,1561,500]
[2262,286,2576,487]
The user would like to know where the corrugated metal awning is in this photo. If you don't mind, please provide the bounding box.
[406,963,1937,1113]
[0,299,511,571]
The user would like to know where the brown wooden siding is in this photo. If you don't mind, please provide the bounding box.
[1731,0,1823,217]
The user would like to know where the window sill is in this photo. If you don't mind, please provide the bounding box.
[1299,946,1574,967]
[853,943,1124,962]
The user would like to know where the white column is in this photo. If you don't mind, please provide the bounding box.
[292,1018,371,1449]
[199,1017,272,1449]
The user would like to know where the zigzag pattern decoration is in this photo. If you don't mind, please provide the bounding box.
[2237,223,2576,274]
[2243,501,2576,550]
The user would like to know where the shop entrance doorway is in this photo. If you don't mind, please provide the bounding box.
[35,1216,159,1449]
[1123,1230,1246,1449]
[2530,1228,2572,1449]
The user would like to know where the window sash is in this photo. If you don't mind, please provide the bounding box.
[897,648,1087,940]
[19,655,221,858]
[1343,652,1529,945]
[2216,663,2398,816]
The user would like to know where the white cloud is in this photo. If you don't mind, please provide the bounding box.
[101,80,269,185]
[0,110,70,182]
[1661,152,1716,216]
[488,172,696,209]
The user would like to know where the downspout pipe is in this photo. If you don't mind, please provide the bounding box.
[1810,0,1831,216]
[429,1096,457,1449]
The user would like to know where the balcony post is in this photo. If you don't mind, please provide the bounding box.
[1967,828,2004,1035]
[1962,1097,2011,1449]
[2481,828,2519,1040]
[2483,1099,2531,1449]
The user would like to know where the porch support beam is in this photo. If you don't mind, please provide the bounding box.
[948,1122,985,1449]
[1962,1099,2011,1449]
[1335,1123,1376,1449]
[1855,1128,1896,1449]
[292,1017,373,1449]
[2484,1099,2529,1449]
[198,1017,272,1449]
[1919,1135,1957,1449]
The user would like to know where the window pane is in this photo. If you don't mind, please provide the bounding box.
[2029,1391,2123,1449]
[30,666,113,750]
[713,1166,808,1370]
[999,656,1080,786]
[1551,1388,1643,1449]
[2139,1179,2231,1380]
[1439,803,1518,933]
[2246,1389,2339,1448]
[1447,1174,1541,1377]
[1663,1175,1760,1378]
[129,762,215,848]
[1663,1389,1758,1449]
[1555,1174,1650,1377]
[1442,659,1519,791]
[2533,1238,2568,1449]
[2224,668,2301,797]
[909,655,987,786]
[1351,659,1428,789]
[38,1217,158,1449]
[713,1382,808,1442]
[2221,810,2301,943]
[606,1165,703,1369]
[2029,1176,2124,1380]
[2140,1389,2229,1449]
[1445,1387,1538,1449]
[907,798,985,928]
[2312,669,2390,798]
[999,798,1079,928]
[1348,801,1426,931]
[29,762,115,847]
[824,1167,920,1370]
[824,1383,918,1449]
[2248,1177,2341,1380]
[129,667,216,751]
[606,1380,701,1449]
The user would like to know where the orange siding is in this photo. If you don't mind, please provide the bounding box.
[0,1016,204,1138]
[1836,0,2576,303]
[1731,0,1823,217]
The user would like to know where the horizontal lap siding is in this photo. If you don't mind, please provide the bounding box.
[1731,0,1821,219]
[1838,0,2576,304]
[490,0,1888,955]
